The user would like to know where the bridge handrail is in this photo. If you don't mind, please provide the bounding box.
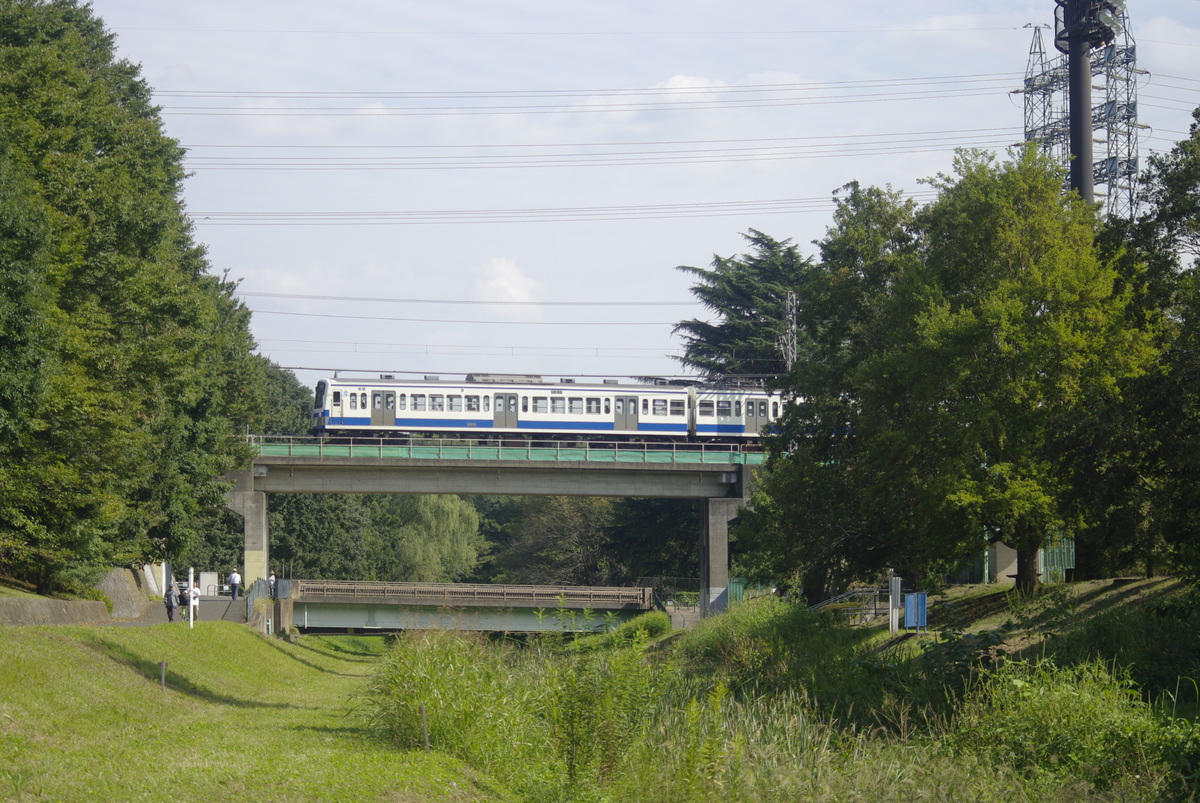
[294,579,653,608]
[809,588,884,611]
[246,434,764,465]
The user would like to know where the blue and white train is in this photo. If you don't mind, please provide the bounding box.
[312,374,782,441]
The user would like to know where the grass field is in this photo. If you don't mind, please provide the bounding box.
[0,623,510,801]
[2,578,1197,801]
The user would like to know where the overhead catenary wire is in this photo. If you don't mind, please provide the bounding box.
[251,309,682,325]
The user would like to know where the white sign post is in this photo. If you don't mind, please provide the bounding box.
[889,574,902,635]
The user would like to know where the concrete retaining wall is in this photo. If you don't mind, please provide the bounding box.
[0,565,160,626]
[97,567,152,619]
[0,598,110,626]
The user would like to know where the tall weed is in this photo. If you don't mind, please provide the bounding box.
[362,630,555,791]
[949,658,1197,795]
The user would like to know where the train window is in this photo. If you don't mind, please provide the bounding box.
[360,393,367,409]
[397,394,407,410]
[508,396,518,413]
[604,399,611,415]
[614,398,624,414]
[699,400,714,417]
[385,394,395,410]
[466,395,480,412]
[717,400,732,417]
[758,401,768,416]
[412,394,427,411]
[349,394,358,410]
[551,397,566,414]
[331,390,341,406]
[642,399,649,415]
[670,400,685,416]
[430,394,444,411]
[483,396,490,413]
[569,398,583,414]
[449,395,462,411]
[735,401,742,417]
[372,393,381,410]
[651,399,666,416]
[522,396,529,413]
[772,402,779,417]
[532,397,548,413]
[315,382,328,408]
[586,398,601,414]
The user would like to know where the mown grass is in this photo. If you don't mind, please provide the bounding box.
[0,622,511,801]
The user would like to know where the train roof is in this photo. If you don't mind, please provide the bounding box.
[319,374,777,394]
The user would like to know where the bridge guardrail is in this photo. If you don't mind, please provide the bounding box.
[294,579,654,610]
[248,435,765,465]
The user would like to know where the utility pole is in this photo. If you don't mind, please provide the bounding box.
[1053,0,1126,203]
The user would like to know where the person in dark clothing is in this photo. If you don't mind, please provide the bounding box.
[164,584,178,622]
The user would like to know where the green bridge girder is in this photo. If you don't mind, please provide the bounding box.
[274,580,658,633]
[251,436,766,465]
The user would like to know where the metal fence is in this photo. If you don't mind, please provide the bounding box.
[248,434,765,465]
[293,579,653,610]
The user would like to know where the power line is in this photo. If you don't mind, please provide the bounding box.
[199,192,940,226]
[252,309,681,326]
[182,133,1020,172]
[116,26,1026,36]
[241,292,695,306]
[259,337,677,351]
[157,73,1021,99]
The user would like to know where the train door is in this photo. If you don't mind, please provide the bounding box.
[744,396,769,436]
[372,391,396,427]
[493,393,519,430]
[614,395,639,433]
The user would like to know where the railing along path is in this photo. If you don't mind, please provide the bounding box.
[250,435,765,465]
[294,579,654,610]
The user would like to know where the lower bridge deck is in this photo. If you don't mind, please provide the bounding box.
[275,580,655,633]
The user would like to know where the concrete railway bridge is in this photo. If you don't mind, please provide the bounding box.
[224,436,760,624]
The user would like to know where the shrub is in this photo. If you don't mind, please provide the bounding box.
[950,658,1181,792]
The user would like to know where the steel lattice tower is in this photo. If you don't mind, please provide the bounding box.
[1018,4,1141,218]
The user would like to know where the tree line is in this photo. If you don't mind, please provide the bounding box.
[5,1,1199,598]
[679,137,1200,597]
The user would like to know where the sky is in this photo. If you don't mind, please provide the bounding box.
[86,1,1200,392]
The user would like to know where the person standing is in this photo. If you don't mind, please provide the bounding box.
[164,583,178,622]
[189,583,201,621]
[268,571,276,600]
[229,568,241,601]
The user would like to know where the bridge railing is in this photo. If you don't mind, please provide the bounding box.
[293,579,654,610]
[248,434,765,465]
[809,588,886,623]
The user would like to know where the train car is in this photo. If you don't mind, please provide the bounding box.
[311,374,782,441]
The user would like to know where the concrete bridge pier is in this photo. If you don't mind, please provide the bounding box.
[701,498,742,615]
[224,469,269,588]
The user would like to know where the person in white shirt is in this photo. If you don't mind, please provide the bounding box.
[189,584,201,620]
[229,569,241,601]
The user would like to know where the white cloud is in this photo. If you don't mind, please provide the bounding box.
[473,258,540,316]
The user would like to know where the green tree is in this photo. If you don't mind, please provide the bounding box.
[731,152,1152,595]
[734,184,921,597]
[0,1,262,590]
[490,497,618,586]
[673,230,814,379]
[1118,107,1200,580]
[865,148,1151,592]
[362,495,486,583]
